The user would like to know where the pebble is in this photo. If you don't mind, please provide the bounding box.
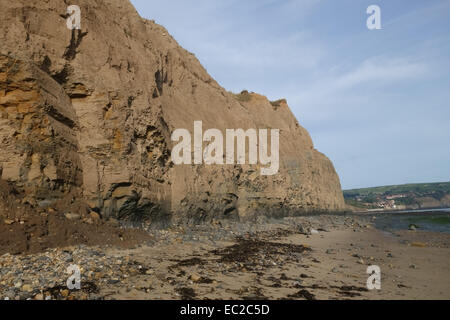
[21,284,32,292]
[34,293,44,300]
[189,274,202,283]
[64,213,81,221]
[90,212,101,220]
[107,279,120,285]
[0,245,154,300]
[411,242,427,248]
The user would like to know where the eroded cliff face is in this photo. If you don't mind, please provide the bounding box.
[0,0,345,225]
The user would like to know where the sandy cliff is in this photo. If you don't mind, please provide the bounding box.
[0,0,345,225]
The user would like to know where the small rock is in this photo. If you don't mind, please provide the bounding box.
[21,284,33,292]
[90,211,101,220]
[298,225,310,235]
[62,253,73,262]
[4,290,15,299]
[65,213,81,221]
[107,278,120,285]
[411,242,427,248]
[4,219,15,225]
[189,274,202,283]
[60,289,70,297]
[34,293,44,300]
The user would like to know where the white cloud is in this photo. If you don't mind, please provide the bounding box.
[196,30,324,70]
[334,57,429,89]
[291,56,431,112]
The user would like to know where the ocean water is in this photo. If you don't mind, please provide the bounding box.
[373,209,450,233]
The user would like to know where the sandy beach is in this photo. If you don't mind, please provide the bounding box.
[1,214,449,300]
[103,224,450,300]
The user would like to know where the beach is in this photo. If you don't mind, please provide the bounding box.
[1,212,449,300]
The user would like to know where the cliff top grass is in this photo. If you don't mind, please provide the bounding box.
[270,99,287,108]
[231,90,252,103]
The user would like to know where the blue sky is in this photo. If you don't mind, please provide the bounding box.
[130,0,450,189]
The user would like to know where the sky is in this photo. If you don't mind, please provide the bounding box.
[130,0,450,190]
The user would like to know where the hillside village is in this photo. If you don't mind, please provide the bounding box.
[344,182,450,211]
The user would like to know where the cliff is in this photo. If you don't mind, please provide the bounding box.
[0,0,345,226]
